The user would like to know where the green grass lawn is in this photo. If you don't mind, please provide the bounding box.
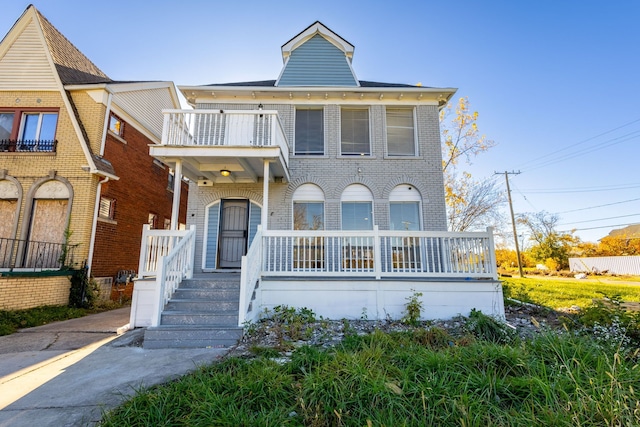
[102,329,640,426]
[502,276,640,309]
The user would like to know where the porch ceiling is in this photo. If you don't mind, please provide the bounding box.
[149,145,289,184]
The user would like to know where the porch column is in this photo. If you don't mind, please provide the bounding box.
[262,160,270,231]
[170,159,182,230]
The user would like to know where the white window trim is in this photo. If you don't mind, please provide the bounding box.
[385,107,418,157]
[293,106,326,156]
[339,106,372,157]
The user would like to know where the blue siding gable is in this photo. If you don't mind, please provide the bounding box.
[278,35,358,87]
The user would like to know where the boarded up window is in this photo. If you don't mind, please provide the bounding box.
[25,199,68,268]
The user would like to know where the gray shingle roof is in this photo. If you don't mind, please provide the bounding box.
[202,80,426,88]
[34,7,112,85]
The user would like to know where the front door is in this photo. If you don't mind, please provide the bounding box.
[218,200,249,268]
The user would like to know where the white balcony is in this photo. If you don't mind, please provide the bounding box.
[151,109,290,184]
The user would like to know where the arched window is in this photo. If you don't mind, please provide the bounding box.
[389,185,422,231]
[0,177,21,268]
[292,184,325,230]
[341,184,373,230]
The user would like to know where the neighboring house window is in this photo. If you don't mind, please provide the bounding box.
[148,213,158,229]
[341,184,373,230]
[0,109,58,152]
[386,108,416,156]
[340,108,370,156]
[389,185,422,230]
[292,184,325,230]
[167,170,175,191]
[295,108,324,155]
[109,113,124,137]
[98,197,116,220]
[164,218,171,229]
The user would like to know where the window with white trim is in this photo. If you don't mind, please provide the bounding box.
[295,108,324,155]
[340,108,370,156]
[0,109,58,152]
[108,113,124,137]
[293,184,325,230]
[341,184,373,230]
[386,108,416,156]
[389,185,422,230]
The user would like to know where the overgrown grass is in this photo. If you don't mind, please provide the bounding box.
[0,303,122,336]
[502,277,640,309]
[102,329,640,426]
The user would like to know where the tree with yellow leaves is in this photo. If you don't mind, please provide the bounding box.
[440,97,502,231]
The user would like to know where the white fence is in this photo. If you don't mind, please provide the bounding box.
[569,256,640,276]
[138,225,193,278]
[262,227,497,279]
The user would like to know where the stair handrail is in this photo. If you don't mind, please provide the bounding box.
[239,225,263,326]
[151,225,196,327]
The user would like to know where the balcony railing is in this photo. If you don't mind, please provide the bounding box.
[161,109,289,164]
[0,139,57,153]
[0,237,77,270]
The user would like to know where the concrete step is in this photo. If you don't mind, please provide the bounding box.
[180,279,241,290]
[165,299,239,312]
[160,311,239,326]
[144,325,243,349]
[172,288,239,300]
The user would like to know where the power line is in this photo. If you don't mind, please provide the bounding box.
[518,183,640,194]
[515,117,640,171]
[556,197,640,214]
[557,213,640,226]
[559,222,640,233]
[522,131,640,172]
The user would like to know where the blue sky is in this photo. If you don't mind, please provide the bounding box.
[2,0,639,244]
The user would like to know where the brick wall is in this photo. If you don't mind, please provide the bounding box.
[0,90,100,267]
[91,121,188,280]
[0,275,71,310]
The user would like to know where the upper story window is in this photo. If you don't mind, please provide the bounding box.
[340,108,370,156]
[0,109,58,152]
[386,108,416,156]
[295,108,324,155]
[108,113,124,137]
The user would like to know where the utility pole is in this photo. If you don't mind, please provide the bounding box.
[496,171,524,277]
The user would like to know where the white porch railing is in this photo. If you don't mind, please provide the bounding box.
[138,225,194,278]
[239,225,263,325]
[150,225,196,326]
[262,226,497,279]
[161,109,289,166]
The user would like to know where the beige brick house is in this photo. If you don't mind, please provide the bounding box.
[0,5,186,309]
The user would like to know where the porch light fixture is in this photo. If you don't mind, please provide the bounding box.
[220,169,231,177]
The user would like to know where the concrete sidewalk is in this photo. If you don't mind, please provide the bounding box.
[0,307,230,426]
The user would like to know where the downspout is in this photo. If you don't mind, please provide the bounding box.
[87,176,109,276]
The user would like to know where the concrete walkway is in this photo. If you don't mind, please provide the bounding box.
[0,307,230,426]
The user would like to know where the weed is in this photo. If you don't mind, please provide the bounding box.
[465,309,515,344]
[402,290,423,326]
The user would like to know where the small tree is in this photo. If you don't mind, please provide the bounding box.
[518,211,579,270]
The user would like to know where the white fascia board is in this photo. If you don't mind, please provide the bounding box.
[281,22,354,60]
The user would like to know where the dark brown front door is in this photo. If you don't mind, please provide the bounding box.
[218,200,248,268]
